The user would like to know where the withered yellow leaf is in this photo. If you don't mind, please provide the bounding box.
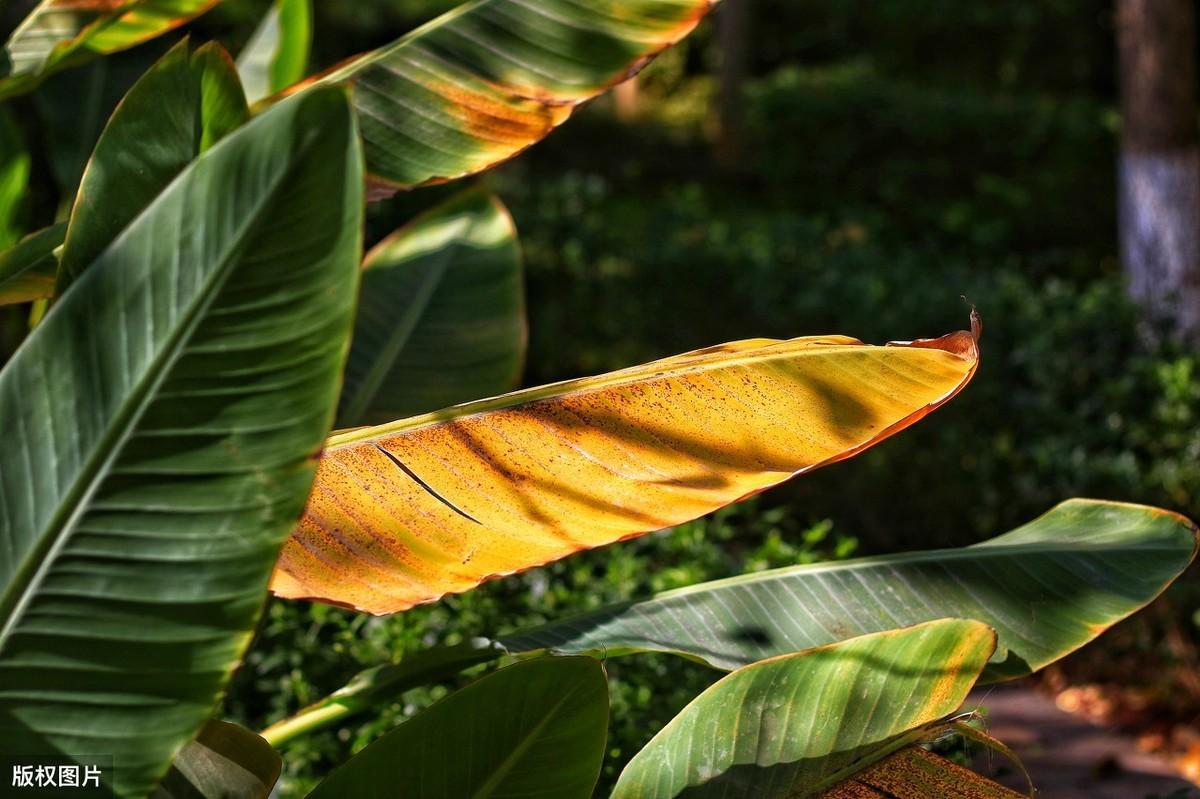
[272,322,980,613]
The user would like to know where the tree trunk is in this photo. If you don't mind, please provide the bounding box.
[715,0,749,169]
[1116,0,1200,347]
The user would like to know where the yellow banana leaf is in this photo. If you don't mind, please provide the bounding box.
[272,319,980,613]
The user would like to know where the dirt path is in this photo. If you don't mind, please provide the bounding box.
[968,683,1197,798]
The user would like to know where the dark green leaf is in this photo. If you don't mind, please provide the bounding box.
[58,39,249,294]
[0,86,363,799]
[338,189,525,426]
[502,500,1198,682]
[306,656,609,799]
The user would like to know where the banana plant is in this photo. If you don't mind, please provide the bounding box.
[0,2,1195,798]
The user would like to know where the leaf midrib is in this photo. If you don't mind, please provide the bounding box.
[0,120,318,648]
[469,685,578,799]
[326,338,973,448]
[615,536,1189,606]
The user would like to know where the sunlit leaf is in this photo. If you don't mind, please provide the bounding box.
[58,38,248,294]
[0,223,64,305]
[306,656,609,799]
[0,0,221,99]
[236,0,310,103]
[272,321,980,613]
[0,87,362,799]
[501,499,1198,682]
[611,619,996,799]
[151,720,281,799]
[339,188,525,426]
[278,0,719,195]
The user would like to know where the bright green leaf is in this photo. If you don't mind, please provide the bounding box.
[236,0,311,103]
[306,656,609,799]
[0,223,65,306]
[0,0,221,99]
[501,499,1198,682]
[0,86,363,799]
[611,620,996,799]
[338,188,525,426]
[58,38,249,295]
[151,720,281,799]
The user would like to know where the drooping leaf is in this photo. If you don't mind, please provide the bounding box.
[272,322,980,614]
[0,0,220,99]
[611,619,997,799]
[236,0,310,103]
[150,720,281,799]
[57,38,248,294]
[0,86,363,799]
[818,746,1027,799]
[306,656,609,799]
[339,188,525,427]
[0,107,30,250]
[0,223,65,305]
[500,499,1198,682]
[261,638,506,748]
[277,0,719,195]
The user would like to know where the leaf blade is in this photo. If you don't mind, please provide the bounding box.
[273,325,979,613]
[236,0,311,103]
[0,86,362,799]
[279,0,718,194]
[611,619,997,799]
[151,720,281,799]
[500,499,1198,682]
[339,188,525,426]
[0,0,221,99]
[306,656,609,799]
[58,39,249,294]
[0,223,65,305]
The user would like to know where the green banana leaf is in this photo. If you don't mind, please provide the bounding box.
[279,0,718,195]
[502,499,1198,682]
[0,86,362,799]
[236,0,311,103]
[338,188,525,426]
[150,720,281,799]
[611,620,996,799]
[0,223,65,305]
[57,39,248,295]
[0,0,220,99]
[306,656,609,799]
